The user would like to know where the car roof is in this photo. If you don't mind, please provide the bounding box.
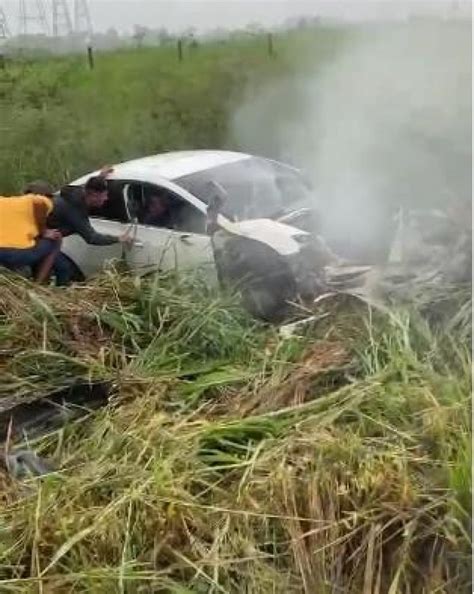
[72,150,252,186]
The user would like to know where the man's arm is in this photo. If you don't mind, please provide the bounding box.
[55,199,120,246]
[98,165,114,179]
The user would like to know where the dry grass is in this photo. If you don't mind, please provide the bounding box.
[0,271,471,593]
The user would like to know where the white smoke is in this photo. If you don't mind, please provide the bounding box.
[232,20,471,258]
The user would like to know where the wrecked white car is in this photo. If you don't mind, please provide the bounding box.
[61,150,469,320]
[61,150,334,319]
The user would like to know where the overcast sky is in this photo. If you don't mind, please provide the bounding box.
[2,1,469,34]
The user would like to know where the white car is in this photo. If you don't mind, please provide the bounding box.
[62,150,332,319]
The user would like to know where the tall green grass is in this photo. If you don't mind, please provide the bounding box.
[0,39,277,193]
[0,271,470,593]
[0,28,351,193]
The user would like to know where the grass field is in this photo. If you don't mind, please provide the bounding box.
[0,271,471,593]
[0,26,471,593]
[0,27,350,193]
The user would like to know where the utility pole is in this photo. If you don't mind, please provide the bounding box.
[73,0,92,36]
[18,0,49,36]
[0,6,9,69]
[0,6,10,39]
[52,0,72,36]
[73,0,93,70]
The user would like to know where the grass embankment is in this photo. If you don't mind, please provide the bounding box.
[0,27,349,194]
[0,271,470,593]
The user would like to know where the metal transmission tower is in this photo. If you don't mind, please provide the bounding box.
[0,6,10,39]
[73,0,92,36]
[52,0,72,36]
[18,0,49,36]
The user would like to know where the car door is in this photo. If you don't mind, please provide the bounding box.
[61,180,129,277]
[123,182,217,282]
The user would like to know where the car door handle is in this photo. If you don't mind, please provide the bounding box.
[133,241,144,248]
[179,234,192,244]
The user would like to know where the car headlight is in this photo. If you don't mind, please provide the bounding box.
[293,232,312,247]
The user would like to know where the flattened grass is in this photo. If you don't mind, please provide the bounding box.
[0,271,471,593]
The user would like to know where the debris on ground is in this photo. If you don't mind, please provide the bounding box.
[279,312,330,339]
[211,197,471,322]
[2,449,55,479]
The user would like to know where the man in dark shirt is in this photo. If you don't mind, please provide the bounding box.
[47,173,132,285]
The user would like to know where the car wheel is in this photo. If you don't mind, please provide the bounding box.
[55,255,85,284]
[68,259,85,283]
[240,281,291,322]
[213,234,296,322]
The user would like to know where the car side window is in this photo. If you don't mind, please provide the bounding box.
[88,180,129,222]
[176,157,313,222]
[127,183,207,234]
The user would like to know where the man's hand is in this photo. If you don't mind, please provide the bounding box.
[99,165,114,178]
[42,229,62,241]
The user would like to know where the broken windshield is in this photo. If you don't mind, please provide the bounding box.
[175,157,313,221]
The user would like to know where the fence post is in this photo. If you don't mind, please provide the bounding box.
[0,53,5,70]
[267,33,275,58]
[87,45,94,70]
[177,38,183,62]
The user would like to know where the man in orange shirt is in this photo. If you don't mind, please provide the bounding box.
[0,181,62,282]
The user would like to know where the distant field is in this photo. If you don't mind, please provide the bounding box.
[0,28,350,193]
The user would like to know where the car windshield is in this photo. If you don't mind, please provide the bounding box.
[175,157,313,221]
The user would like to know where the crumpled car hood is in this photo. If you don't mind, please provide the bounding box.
[216,216,307,256]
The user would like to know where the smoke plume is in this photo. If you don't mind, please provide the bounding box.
[232,20,471,259]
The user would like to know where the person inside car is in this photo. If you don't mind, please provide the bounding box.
[142,192,172,228]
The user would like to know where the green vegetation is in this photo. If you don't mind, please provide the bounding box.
[0,31,471,593]
[0,28,349,193]
[0,271,471,593]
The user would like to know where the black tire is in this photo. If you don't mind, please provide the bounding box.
[214,235,296,322]
[240,281,290,322]
[55,254,86,284]
[69,258,85,283]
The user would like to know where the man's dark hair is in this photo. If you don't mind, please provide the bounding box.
[23,180,54,198]
[85,176,108,194]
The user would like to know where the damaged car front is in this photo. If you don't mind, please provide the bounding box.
[208,189,471,321]
[205,184,337,321]
[62,150,469,322]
